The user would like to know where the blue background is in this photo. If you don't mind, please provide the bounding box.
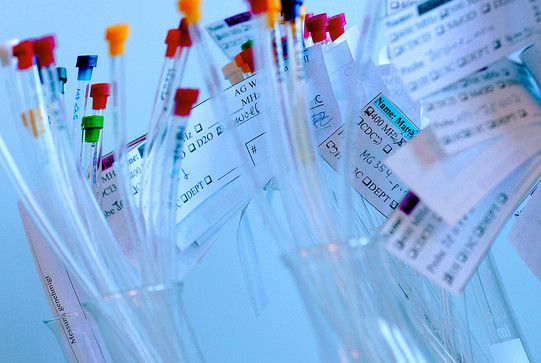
[0,0,540,361]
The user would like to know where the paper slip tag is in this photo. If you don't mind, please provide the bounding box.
[377,63,422,128]
[385,0,541,99]
[513,179,540,219]
[206,12,254,60]
[319,93,419,217]
[508,180,541,283]
[387,0,418,15]
[382,154,541,294]
[386,124,541,225]
[18,203,108,362]
[521,43,541,89]
[424,58,541,154]
[489,339,530,363]
[303,44,344,144]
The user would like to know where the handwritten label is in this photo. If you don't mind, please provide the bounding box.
[425,58,541,153]
[508,180,541,283]
[319,93,418,217]
[206,12,254,60]
[385,0,541,99]
[382,155,541,294]
[385,124,541,224]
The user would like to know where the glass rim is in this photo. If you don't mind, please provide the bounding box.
[82,281,184,309]
[281,236,376,260]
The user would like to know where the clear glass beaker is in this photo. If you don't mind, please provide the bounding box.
[282,238,440,363]
[83,283,204,363]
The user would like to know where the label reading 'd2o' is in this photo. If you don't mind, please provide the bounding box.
[319,93,418,217]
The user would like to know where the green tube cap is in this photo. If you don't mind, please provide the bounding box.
[82,115,104,143]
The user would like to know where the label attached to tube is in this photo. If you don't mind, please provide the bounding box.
[319,93,418,217]
[18,203,108,362]
[206,12,255,60]
[385,124,541,225]
[382,155,541,294]
[508,181,541,283]
[384,0,541,99]
[424,58,541,154]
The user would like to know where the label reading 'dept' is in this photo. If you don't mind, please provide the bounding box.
[319,93,418,217]
[385,0,541,99]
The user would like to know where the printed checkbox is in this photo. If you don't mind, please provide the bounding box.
[383,144,392,154]
[481,4,491,13]
[188,143,196,153]
[435,25,445,36]
[390,200,399,209]
[204,175,212,185]
[216,125,224,135]
[493,39,501,50]
[181,194,188,203]
[194,123,203,133]
[362,177,371,187]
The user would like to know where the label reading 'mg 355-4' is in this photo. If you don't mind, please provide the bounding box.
[319,93,418,217]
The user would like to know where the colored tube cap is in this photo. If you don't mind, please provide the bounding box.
[240,48,255,73]
[241,40,253,51]
[222,61,244,84]
[248,0,266,14]
[82,115,104,143]
[57,67,67,94]
[13,40,34,70]
[105,24,130,56]
[327,13,346,41]
[178,0,202,25]
[0,39,18,67]
[303,13,314,39]
[90,83,111,110]
[76,55,98,81]
[165,29,181,58]
[234,53,251,74]
[174,88,199,116]
[178,18,192,47]
[281,0,303,21]
[33,35,57,68]
[306,14,328,44]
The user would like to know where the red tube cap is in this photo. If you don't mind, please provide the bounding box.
[90,83,111,110]
[327,13,346,41]
[13,40,34,70]
[240,47,255,73]
[303,13,314,39]
[33,35,56,68]
[178,18,192,47]
[174,88,199,116]
[248,0,266,14]
[306,14,328,44]
[165,29,181,58]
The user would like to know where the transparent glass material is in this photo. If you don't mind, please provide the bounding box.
[83,283,204,363]
[44,311,109,362]
[282,238,439,363]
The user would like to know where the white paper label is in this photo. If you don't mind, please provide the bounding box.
[382,155,541,293]
[425,58,541,153]
[508,181,541,283]
[18,203,108,362]
[319,93,419,217]
[387,0,418,15]
[99,45,342,267]
[385,0,541,99]
[490,339,530,363]
[206,12,255,60]
[385,124,541,224]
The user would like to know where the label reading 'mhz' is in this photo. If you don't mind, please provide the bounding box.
[319,93,418,217]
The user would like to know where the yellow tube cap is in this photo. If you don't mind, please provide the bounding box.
[267,0,281,28]
[177,0,202,24]
[105,24,130,56]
